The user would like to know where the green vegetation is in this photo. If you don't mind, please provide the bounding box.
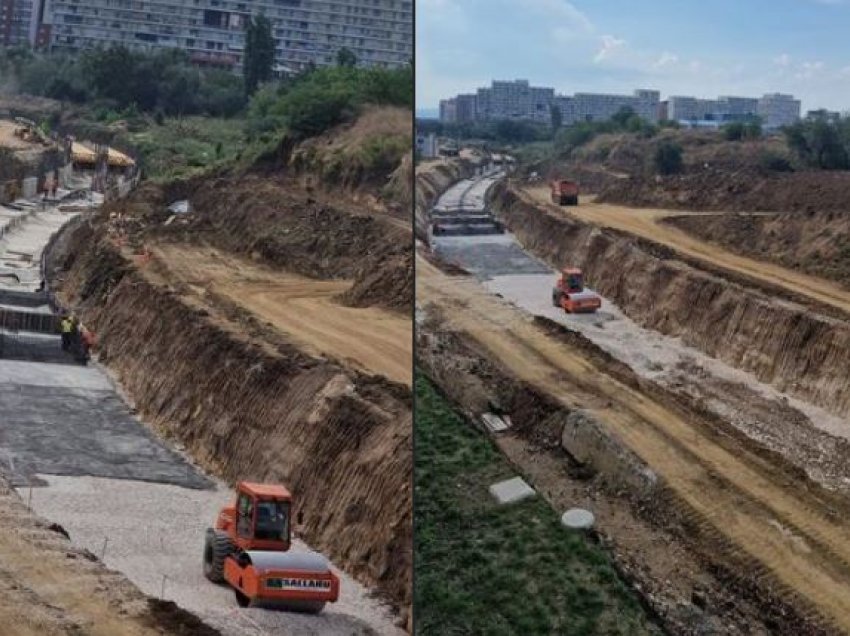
[243,15,275,96]
[118,116,248,181]
[783,116,850,169]
[415,373,657,636]
[654,140,684,175]
[1,46,246,117]
[722,121,762,141]
[245,63,412,140]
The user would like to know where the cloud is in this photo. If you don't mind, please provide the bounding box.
[773,53,791,67]
[795,60,825,79]
[653,52,679,69]
[594,35,626,63]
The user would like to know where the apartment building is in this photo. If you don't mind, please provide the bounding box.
[475,80,554,123]
[669,92,799,128]
[568,89,659,124]
[441,81,659,126]
[38,0,412,71]
[758,93,801,128]
[0,0,40,47]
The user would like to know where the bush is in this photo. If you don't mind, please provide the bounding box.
[723,121,762,141]
[245,64,413,140]
[654,140,683,175]
[760,151,794,172]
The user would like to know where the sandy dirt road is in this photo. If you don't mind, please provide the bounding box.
[149,245,411,386]
[525,185,850,315]
[418,254,850,631]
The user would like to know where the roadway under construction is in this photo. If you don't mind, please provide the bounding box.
[417,167,850,634]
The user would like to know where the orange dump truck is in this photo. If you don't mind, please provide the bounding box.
[550,179,579,206]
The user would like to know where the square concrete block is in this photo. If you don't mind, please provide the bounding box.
[489,476,536,505]
[481,412,511,433]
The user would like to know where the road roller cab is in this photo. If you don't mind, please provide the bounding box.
[203,481,340,612]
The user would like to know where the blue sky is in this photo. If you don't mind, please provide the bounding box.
[416,0,850,113]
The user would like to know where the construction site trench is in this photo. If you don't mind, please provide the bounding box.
[417,169,850,634]
[0,180,406,635]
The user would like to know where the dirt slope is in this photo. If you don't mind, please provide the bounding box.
[526,186,850,315]
[417,255,850,633]
[666,210,850,289]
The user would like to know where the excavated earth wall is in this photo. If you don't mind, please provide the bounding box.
[489,181,850,421]
[50,224,413,623]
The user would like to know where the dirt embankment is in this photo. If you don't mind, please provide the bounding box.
[51,222,412,621]
[414,157,476,242]
[666,210,850,289]
[490,182,850,420]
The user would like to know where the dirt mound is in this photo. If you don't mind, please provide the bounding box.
[52,232,412,620]
[666,210,850,288]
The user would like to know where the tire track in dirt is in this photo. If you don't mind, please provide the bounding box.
[418,255,850,632]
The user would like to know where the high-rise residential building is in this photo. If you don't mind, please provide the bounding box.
[454,93,476,123]
[38,0,411,72]
[669,93,795,127]
[439,98,457,123]
[474,80,554,123]
[758,93,801,129]
[1,0,41,47]
[569,89,659,124]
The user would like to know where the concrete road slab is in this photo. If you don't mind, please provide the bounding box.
[489,476,536,505]
[433,234,551,279]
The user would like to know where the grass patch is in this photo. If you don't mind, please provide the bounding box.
[415,373,658,635]
[121,116,248,182]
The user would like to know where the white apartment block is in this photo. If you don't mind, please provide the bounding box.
[670,93,799,128]
[758,93,801,129]
[39,0,411,71]
[475,80,554,123]
[568,89,659,124]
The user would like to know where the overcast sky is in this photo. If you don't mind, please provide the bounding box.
[416,0,850,113]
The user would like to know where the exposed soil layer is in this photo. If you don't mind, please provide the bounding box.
[666,210,850,290]
[489,182,850,422]
[50,218,412,622]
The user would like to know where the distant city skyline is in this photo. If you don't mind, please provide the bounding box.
[417,0,850,114]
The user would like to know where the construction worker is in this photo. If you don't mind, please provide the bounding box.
[59,314,73,351]
[78,324,95,365]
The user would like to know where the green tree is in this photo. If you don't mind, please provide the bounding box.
[654,140,683,175]
[244,15,275,96]
[336,47,357,67]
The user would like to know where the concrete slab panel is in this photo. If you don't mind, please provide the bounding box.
[489,476,536,505]
[481,412,511,433]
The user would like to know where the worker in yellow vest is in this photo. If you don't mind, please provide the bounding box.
[59,314,73,351]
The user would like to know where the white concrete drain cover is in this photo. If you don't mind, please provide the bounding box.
[561,508,595,530]
[489,477,535,505]
[481,412,511,433]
